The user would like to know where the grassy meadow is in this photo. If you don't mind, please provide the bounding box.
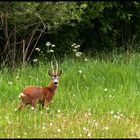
[0,53,140,138]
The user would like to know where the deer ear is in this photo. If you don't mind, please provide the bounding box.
[58,70,62,76]
[48,69,52,76]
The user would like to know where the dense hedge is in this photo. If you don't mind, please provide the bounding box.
[0,2,140,66]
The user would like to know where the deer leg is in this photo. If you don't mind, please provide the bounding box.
[17,102,27,111]
[31,100,38,111]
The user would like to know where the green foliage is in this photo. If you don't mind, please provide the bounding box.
[0,2,140,65]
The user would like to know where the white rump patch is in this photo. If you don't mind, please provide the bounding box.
[19,92,25,98]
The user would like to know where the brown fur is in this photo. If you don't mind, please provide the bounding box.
[17,70,62,111]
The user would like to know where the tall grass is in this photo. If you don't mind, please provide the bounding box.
[0,53,140,138]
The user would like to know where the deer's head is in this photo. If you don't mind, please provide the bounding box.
[48,61,62,87]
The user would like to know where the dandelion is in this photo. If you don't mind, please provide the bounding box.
[9,81,13,85]
[103,126,109,130]
[50,122,53,126]
[110,111,114,114]
[57,128,61,133]
[8,121,12,124]
[84,58,88,61]
[42,126,46,130]
[117,115,121,119]
[109,95,112,98]
[46,42,51,46]
[95,122,99,127]
[79,70,82,74]
[24,132,27,135]
[32,59,38,62]
[114,115,117,118]
[16,76,19,79]
[46,107,49,111]
[87,132,91,137]
[104,88,108,91]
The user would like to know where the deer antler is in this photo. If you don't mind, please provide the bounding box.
[56,60,58,74]
[51,61,55,75]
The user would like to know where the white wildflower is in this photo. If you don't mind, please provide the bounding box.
[109,95,112,98]
[103,126,109,130]
[87,132,91,137]
[35,48,41,51]
[74,45,80,48]
[114,115,117,118]
[104,88,108,91]
[9,82,13,85]
[110,111,114,114]
[76,52,82,57]
[73,49,77,52]
[83,127,87,132]
[57,128,61,133]
[79,70,82,74]
[84,58,88,61]
[57,109,61,113]
[50,122,53,126]
[71,43,76,47]
[95,122,99,127]
[51,44,55,47]
[47,50,54,53]
[46,42,51,46]
[32,59,38,62]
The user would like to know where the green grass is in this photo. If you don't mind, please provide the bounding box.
[0,53,140,138]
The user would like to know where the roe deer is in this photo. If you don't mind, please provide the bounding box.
[17,61,62,111]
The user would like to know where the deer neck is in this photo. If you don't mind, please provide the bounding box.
[48,82,58,93]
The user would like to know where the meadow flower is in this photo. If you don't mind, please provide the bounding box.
[71,43,76,47]
[95,122,99,127]
[35,48,41,52]
[109,95,112,98]
[47,50,54,53]
[76,52,82,57]
[46,42,51,46]
[104,88,107,91]
[51,44,55,47]
[24,132,27,135]
[87,132,91,137]
[32,59,38,62]
[57,128,61,133]
[57,109,61,113]
[110,111,114,114]
[16,76,19,79]
[79,70,82,74]
[114,115,117,118]
[73,49,77,52]
[74,45,80,48]
[8,121,12,124]
[42,126,46,130]
[46,107,49,111]
[9,81,13,85]
[102,126,109,130]
[84,58,88,61]
[50,122,53,126]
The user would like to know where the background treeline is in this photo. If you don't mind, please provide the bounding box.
[0,1,140,67]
